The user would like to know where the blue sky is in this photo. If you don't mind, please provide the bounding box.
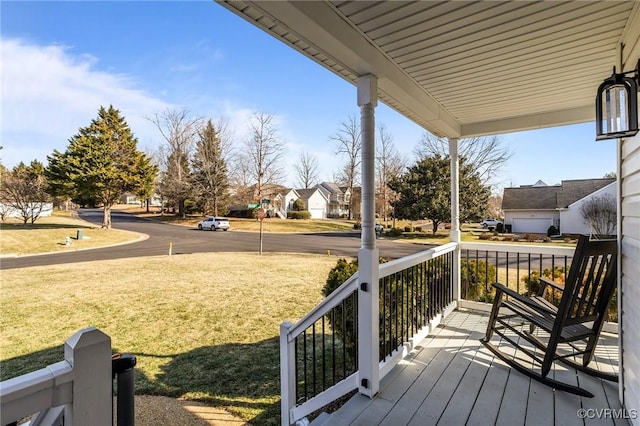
[1,1,617,191]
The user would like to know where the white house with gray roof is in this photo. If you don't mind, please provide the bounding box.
[502,178,616,235]
[283,187,329,219]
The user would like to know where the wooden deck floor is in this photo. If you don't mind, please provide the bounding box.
[324,308,624,426]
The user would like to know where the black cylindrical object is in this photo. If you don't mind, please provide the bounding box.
[112,353,137,426]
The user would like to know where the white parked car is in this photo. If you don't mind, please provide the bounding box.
[375,222,384,233]
[197,217,230,231]
[481,218,502,229]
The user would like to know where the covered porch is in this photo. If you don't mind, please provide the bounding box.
[326,309,621,426]
[216,1,640,425]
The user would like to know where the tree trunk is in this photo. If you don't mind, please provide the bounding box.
[102,205,112,229]
[432,220,439,235]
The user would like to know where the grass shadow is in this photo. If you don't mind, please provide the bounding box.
[1,345,65,380]
[144,337,282,425]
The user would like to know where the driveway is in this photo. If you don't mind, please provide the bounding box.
[0,209,432,270]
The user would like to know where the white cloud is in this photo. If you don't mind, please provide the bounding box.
[0,38,172,167]
[0,38,345,187]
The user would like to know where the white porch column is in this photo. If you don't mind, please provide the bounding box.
[357,74,380,397]
[449,138,461,302]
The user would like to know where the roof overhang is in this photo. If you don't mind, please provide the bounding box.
[217,0,640,138]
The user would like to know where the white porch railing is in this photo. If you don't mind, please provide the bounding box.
[1,328,112,426]
[279,240,616,425]
[280,242,458,425]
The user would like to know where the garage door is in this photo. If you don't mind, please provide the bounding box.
[309,208,325,219]
[512,218,553,234]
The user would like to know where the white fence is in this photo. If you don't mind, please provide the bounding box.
[1,328,112,426]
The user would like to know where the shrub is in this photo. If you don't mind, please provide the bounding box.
[287,210,311,219]
[323,258,359,298]
[461,259,497,302]
[608,289,618,322]
[403,226,414,232]
[227,208,257,218]
[184,199,197,215]
[415,226,422,232]
[322,257,392,365]
[292,198,306,211]
[524,233,538,242]
[522,266,565,298]
[353,221,362,229]
[478,232,492,240]
[547,225,559,237]
[387,227,403,237]
[322,258,359,366]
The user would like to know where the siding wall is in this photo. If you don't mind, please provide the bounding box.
[560,183,617,235]
[621,18,640,422]
[284,190,298,213]
[621,130,640,425]
[306,192,327,219]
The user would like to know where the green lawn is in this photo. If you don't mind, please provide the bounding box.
[0,252,342,424]
[0,208,576,424]
[0,210,141,255]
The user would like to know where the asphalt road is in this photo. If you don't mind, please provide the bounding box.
[0,209,432,270]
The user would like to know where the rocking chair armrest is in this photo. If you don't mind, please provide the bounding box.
[491,282,520,298]
[536,276,564,297]
[490,282,557,315]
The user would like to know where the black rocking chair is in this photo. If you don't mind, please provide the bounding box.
[480,234,618,397]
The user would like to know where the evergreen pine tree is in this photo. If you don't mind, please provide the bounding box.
[191,119,229,216]
[46,105,157,228]
[389,155,489,234]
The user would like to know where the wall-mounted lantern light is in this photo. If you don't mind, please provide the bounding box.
[596,60,639,140]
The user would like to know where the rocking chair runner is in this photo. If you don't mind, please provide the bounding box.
[480,235,618,398]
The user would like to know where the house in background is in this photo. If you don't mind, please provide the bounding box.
[283,187,329,219]
[317,182,351,218]
[502,178,615,234]
[120,193,162,207]
[0,202,53,219]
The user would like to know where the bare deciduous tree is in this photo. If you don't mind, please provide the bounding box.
[580,193,617,239]
[295,152,320,189]
[487,193,503,220]
[376,124,406,221]
[244,112,285,198]
[149,108,201,218]
[228,154,253,205]
[0,161,50,224]
[415,133,513,189]
[331,115,361,219]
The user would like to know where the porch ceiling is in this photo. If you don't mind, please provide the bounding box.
[217,0,640,138]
